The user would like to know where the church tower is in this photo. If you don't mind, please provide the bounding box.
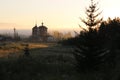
[32,24,38,38]
[32,22,48,41]
[38,22,48,37]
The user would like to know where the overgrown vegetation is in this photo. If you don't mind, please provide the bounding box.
[0,44,77,80]
[1,41,120,80]
[60,0,120,79]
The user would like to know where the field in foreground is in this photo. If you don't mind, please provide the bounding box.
[0,42,119,80]
[0,42,79,80]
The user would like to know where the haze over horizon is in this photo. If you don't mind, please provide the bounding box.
[0,0,120,31]
[0,29,77,37]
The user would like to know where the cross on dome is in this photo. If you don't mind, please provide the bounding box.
[42,22,44,26]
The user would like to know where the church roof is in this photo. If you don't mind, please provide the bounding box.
[39,22,47,29]
[32,24,38,29]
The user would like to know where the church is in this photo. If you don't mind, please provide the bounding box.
[32,22,48,41]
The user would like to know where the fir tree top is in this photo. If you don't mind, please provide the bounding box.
[81,0,102,29]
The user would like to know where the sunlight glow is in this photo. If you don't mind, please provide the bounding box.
[0,0,119,32]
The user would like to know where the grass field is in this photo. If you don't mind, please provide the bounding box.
[0,42,54,57]
[0,42,119,80]
[0,42,78,80]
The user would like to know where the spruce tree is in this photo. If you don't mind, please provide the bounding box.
[74,0,108,72]
[81,0,102,29]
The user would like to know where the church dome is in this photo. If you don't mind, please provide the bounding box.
[39,22,47,29]
[33,24,38,29]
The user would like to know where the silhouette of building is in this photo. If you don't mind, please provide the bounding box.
[32,22,48,41]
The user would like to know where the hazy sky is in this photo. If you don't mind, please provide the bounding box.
[0,0,120,31]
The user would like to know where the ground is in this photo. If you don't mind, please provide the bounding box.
[0,42,119,80]
[0,42,79,80]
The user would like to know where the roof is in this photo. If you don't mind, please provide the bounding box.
[32,24,38,29]
[39,26,47,29]
[39,22,47,29]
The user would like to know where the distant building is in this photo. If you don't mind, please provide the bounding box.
[32,22,48,41]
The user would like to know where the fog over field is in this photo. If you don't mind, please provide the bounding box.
[0,29,77,37]
[0,29,31,36]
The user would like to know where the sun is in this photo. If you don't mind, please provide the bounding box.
[103,9,120,20]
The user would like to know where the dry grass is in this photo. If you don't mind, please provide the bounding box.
[0,42,118,80]
[0,42,55,57]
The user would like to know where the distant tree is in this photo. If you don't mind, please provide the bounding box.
[58,32,73,45]
[74,0,108,72]
[59,36,79,45]
[52,31,63,41]
[63,32,72,39]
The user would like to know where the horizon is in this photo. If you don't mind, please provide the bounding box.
[0,29,77,37]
